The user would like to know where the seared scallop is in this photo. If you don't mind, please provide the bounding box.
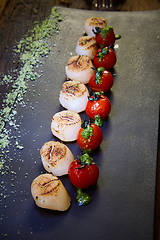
[51,110,81,142]
[65,55,94,84]
[84,17,107,36]
[40,141,74,176]
[76,36,98,59]
[59,81,89,113]
[31,173,71,211]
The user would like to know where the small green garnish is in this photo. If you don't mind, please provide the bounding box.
[76,153,93,169]
[97,47,108,62]
[95,67,105,84]
[115,34,121,40]
[81,124,93,139]
[95,72,101,84]
[97,45,114,62]
[88,91,104,101]
[94,115,103,127]
[100,25,113,38]
[15,141,24,150]
[80,153,93,165]
[76,188,92,206]
[0,161,5,170]
[83,149,92,154]
[81,40,86,45]
[97,67,105,72]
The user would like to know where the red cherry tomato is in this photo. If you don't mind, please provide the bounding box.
[93,46,116,70]
[68,154,99,189]
[95,26,115,47]
[86,94,111,120]
[88,67,113,92]
[77,122,102,152]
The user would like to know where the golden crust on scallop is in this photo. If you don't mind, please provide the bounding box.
[40,141,67,167]
[86,17,107,27]
[67,55,93,72]
[40,141,74,176]
[52,110,81,126]
[62,81,87,97]
[31,174,71,211]
[51,110,82,141]
[32,174,60,197]
[78,36,97,50]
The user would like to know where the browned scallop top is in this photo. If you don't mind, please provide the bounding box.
[40,141,67,165]
[67,55,93,71]
[88,17,107,27]
[52,111,81,125]
[78,36,97,50]
[33,174,61,196]
[62,81,87,97]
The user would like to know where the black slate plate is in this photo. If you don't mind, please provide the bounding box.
[0,7,160,240]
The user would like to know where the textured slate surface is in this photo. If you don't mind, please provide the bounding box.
[0,7,160,240]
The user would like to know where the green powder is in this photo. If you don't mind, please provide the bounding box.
[0,7,62,172]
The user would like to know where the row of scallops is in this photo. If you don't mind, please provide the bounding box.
[31,17,110,211]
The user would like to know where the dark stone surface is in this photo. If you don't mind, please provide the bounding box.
[0,7,160,240]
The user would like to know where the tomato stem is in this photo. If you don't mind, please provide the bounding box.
[97,45,114,62]
[80,153,93,165]
[94,115,103,127]
[88,92,104,101]
[76,188,92,206]
[97,67,105,72]
[75,153,93,168]
[94,68,105,84]
[81,121,93,139]
[100,25,113,38]
[115,34,121,40]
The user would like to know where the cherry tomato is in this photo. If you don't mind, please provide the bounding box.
[68,153,99,189]
[93,46,116,70]
[77,121,102,152]
[86,93,111,120]
[88,67,113,92]
[95,26,115,47]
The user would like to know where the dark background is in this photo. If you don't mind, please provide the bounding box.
[0,1,160,240]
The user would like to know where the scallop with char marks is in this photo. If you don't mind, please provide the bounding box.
[84,17,107,36]
[51,110,82,142]
[40,141,74,176]
[31,173,71,211]
[76,36,98,59]
[59,81,89,113]
[65,55,94,84]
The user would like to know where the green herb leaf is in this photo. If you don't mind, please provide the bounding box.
[95,72,102,84]
[80,153,93,165]
[100,25,113,38]
[94,115,103,127]
[76,188,92,206]
[115,34,121,40]
[81,125,93,139]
